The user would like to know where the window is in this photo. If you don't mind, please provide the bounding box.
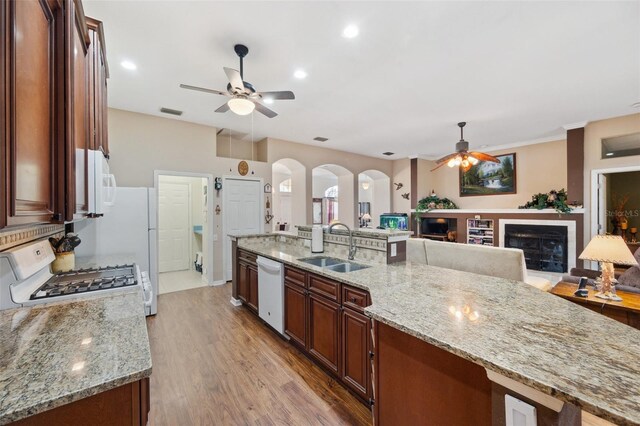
[324,185,338,198]
[279,178,292,193]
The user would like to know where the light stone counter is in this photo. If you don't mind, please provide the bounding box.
[237,236,640,425]
[0,289,152,424]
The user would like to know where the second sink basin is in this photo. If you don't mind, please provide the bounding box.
[298,256,344,267]
[325,262,370,273]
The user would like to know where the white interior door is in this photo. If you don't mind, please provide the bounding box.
[159,182,191,273]
[224,178,262,280]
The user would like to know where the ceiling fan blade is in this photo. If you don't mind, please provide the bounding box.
[224,67,245,92]
[435,152,459,164]
[430,161,449,172]
[253,101,278,118]
[179,84,227,96]
[258,90,295,100]
[469,152,500,163]
[215,102,230,113]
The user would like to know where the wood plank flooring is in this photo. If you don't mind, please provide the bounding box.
[146,283,372,426]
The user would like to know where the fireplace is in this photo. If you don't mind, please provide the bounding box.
[504,224,569,272]
[499,219,577,274]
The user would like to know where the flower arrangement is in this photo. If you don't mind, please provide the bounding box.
[416,195,459,212]
[519,188,572,214]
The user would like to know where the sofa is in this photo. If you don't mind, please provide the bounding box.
[561,246,640,294]
[407,238,553,291]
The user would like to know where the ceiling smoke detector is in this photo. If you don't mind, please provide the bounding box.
[160,107,183,116]
[313,136,329,142]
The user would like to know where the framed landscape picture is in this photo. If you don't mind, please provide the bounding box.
[460,153,516,196]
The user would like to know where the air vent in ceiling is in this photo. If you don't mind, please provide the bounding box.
[313,136,329,142]
[160,107,183,116]
[382,152,394,156]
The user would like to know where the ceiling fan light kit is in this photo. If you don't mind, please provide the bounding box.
[180,44,295,118]
[432,122,499,172]
[227,97,255,115]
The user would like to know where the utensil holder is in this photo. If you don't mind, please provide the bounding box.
[51,252,75,273]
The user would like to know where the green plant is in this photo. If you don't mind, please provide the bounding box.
[519,188,572,214]
[416,195,459,212]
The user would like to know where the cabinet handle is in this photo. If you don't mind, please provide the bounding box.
[350,297,357,303]
[368,398,375,406]
[369,351,375,360]
[51,213,62,222]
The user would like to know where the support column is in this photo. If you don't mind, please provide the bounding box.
[410,157,418,209]
[566,127,585,205]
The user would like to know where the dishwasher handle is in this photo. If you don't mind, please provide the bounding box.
[256,257,282,274]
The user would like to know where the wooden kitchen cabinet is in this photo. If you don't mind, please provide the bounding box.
[238,261,249,303]
[342,307,371,400]
[308,292,341,374]
[12,377,150,426]
[0,0,110,229]
[2,0,66,227]
[284,281,307,347]
[247,264,259,312]
[86,17,109,156]
[68,0,91,219]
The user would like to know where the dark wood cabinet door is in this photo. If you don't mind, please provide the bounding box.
[342,308,371,399]
[238,261,249,303]
[86,17,108,155]
[284,282,307,347]
[69,0,90,218]
[308,293,340,374]
[5,0,64,226]
[247,265,258,312]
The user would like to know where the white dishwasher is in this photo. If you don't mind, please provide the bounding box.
[256,256,287,337]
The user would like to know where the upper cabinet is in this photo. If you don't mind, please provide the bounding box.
[0,0,109,228]
[2,0,66,227]
[86,16,109,158]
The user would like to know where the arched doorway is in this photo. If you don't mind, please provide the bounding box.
[272,158,306,231]
[312,164,354,227]
[358,170,391,228]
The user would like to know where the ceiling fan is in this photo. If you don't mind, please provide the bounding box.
[431,122,500,172]
[179,44,295,118]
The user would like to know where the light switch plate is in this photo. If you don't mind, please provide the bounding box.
[390,243,397,257]
[505,394,537,426]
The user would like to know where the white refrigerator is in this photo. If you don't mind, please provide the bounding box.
[75,187,158,315]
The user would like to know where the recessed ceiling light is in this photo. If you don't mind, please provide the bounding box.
[342,24,359,39]
[263,98,274,105]
[632,102,640,108]
[120,60,137,70]
[294,69,307,79]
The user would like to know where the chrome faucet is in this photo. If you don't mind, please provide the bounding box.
[328,222,357,260]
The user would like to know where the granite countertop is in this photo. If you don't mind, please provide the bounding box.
[237,237,640,425]
[0,289,152,424]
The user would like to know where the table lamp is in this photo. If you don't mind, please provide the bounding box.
[361,213,372,228]
[579,235,638,301]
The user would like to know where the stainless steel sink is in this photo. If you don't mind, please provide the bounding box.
[297,256,345,267]
[324,262,370,273]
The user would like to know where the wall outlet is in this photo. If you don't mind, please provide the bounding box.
[304,239,311,248]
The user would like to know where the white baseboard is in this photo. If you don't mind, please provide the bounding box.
[211,279,227,286]
[230,297,242,307]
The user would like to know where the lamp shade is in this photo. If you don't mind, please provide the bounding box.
[227,98,255,115]
[579,235,638,265]
[362,213,372,221]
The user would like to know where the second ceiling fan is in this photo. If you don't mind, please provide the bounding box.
[431,122,500,172]
[180,44,295,118]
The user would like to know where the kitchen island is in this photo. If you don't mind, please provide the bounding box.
[0,288,152,425]
[233,234,640,425]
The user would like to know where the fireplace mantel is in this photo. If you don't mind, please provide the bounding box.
[411,208,584,215]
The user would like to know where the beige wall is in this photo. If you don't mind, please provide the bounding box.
[583,113,640,242]
[391,158,411,213]
[416,140,568,210]
[108,108,272,282]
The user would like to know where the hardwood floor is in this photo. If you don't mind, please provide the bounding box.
[146,283,372,426]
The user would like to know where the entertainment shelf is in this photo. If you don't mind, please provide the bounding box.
[467,219,494,245]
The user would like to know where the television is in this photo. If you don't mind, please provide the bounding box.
[421,218,451,235]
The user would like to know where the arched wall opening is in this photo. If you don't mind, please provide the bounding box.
[358,170,391,228]
[272,158,306,231]
[312,164,355,227]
